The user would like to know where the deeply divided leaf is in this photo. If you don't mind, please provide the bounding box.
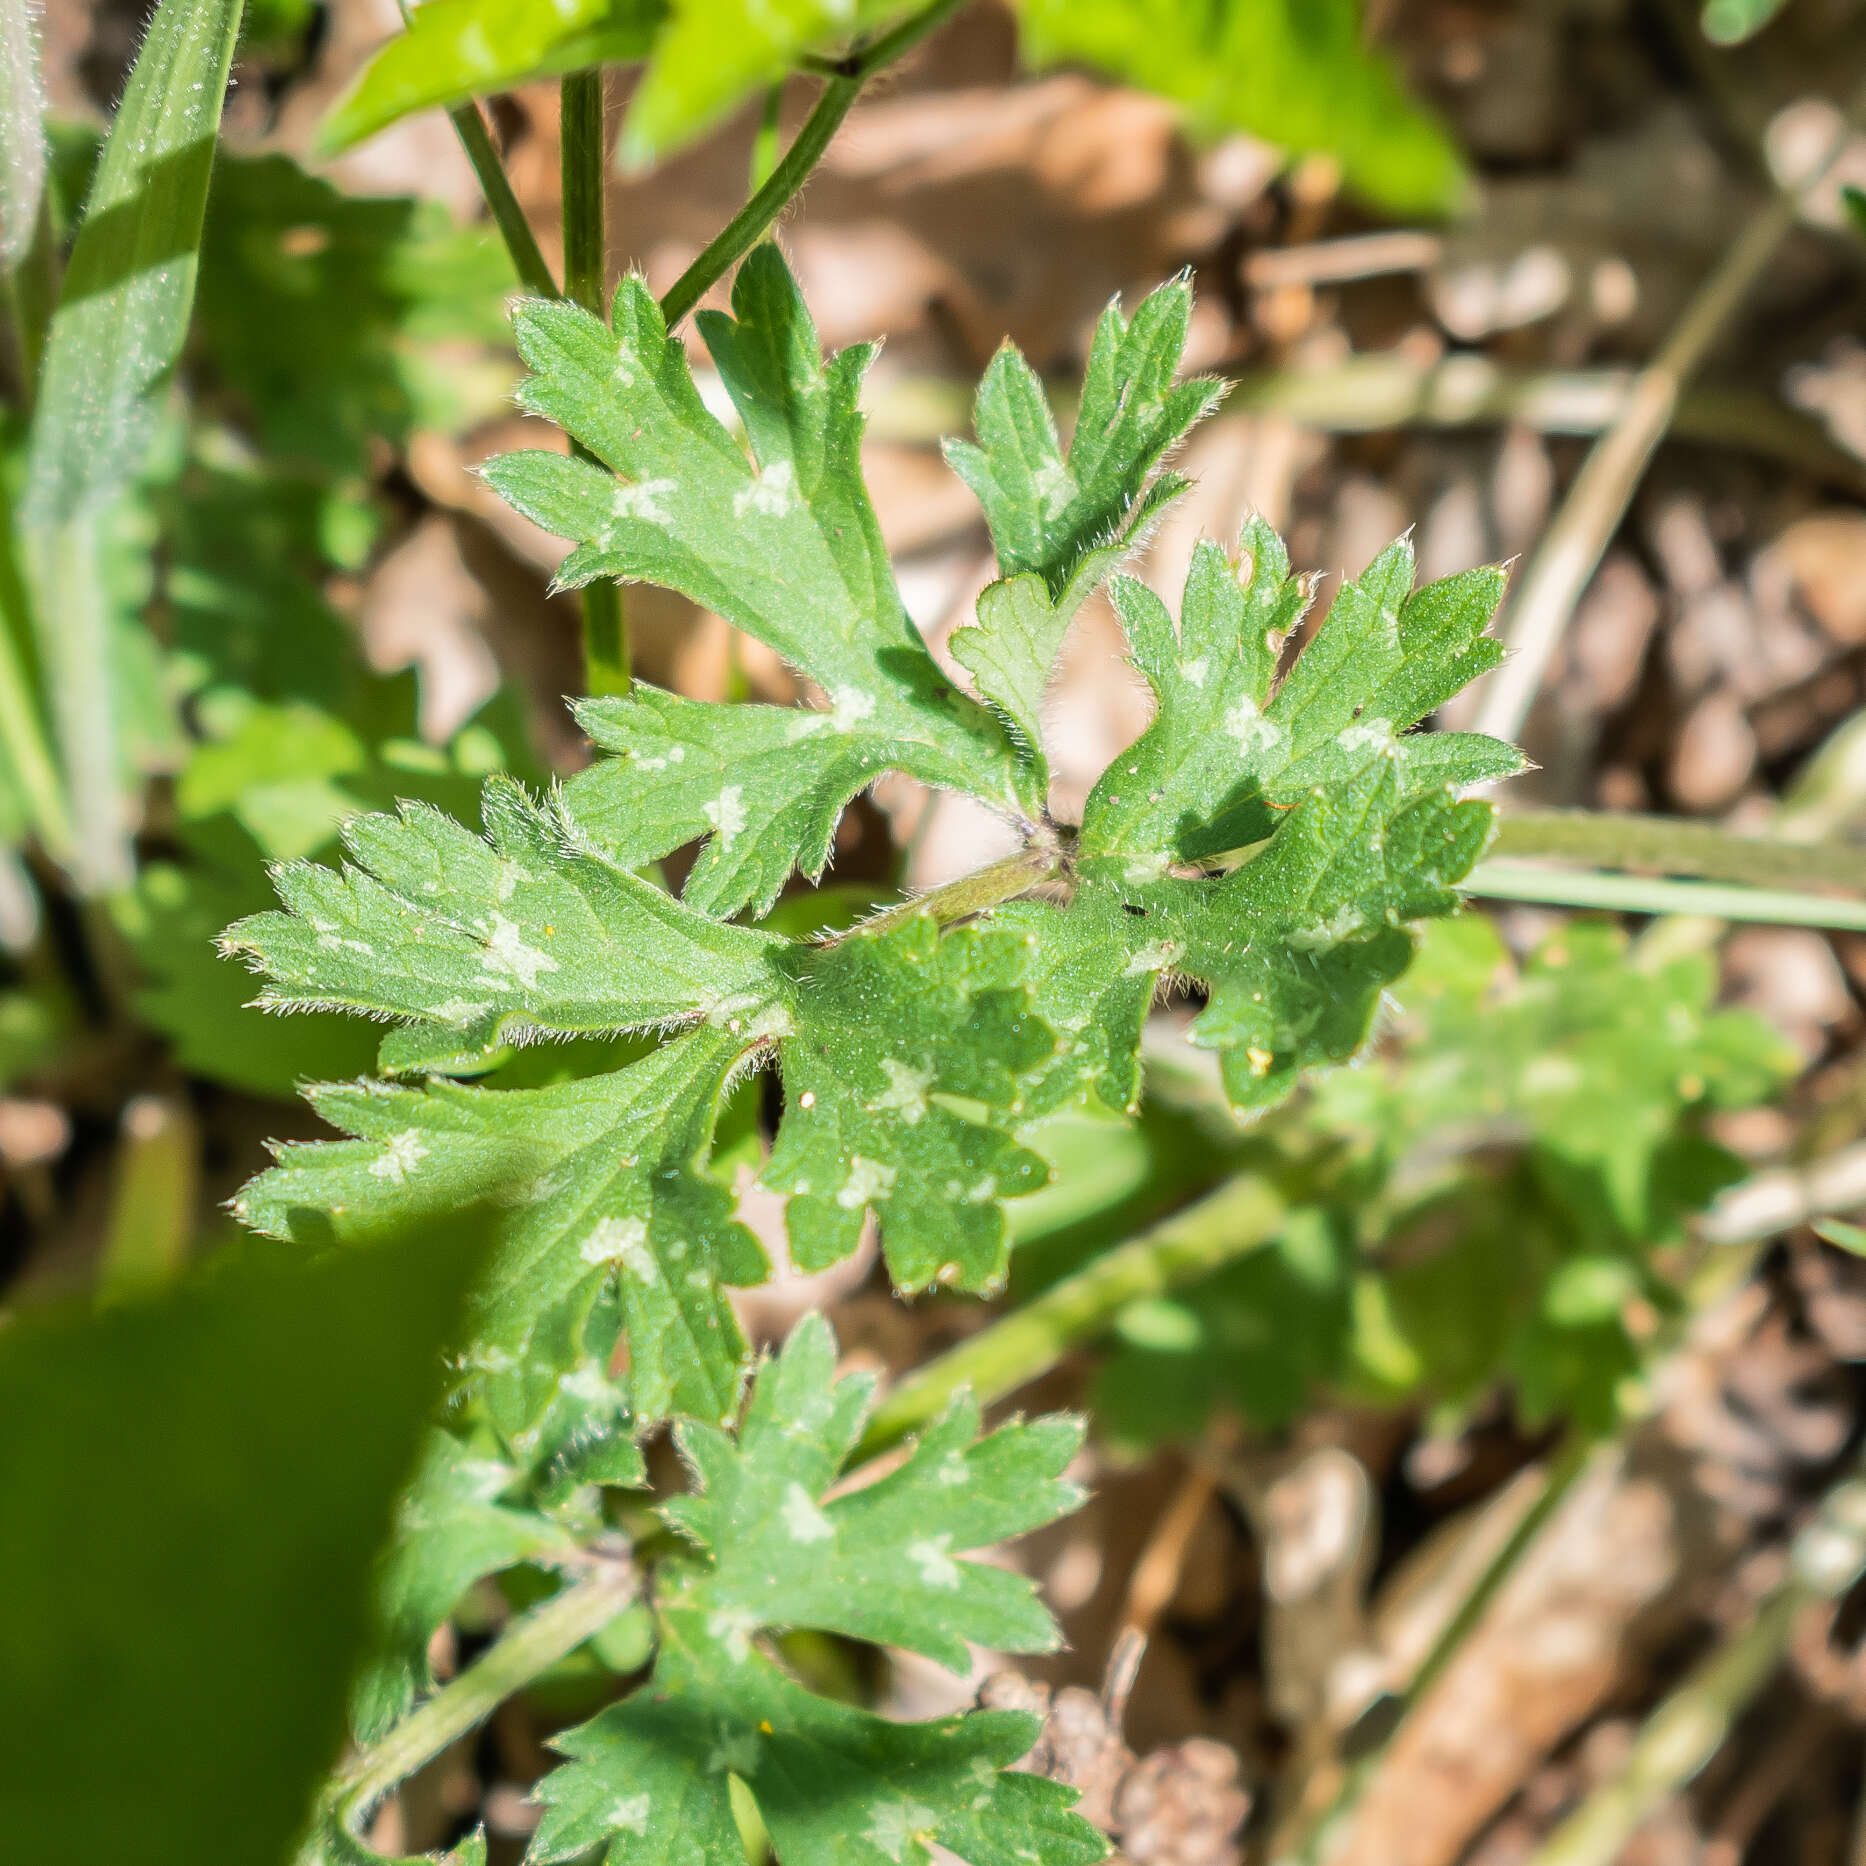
[486,247,1037,916]
[232,250,1519,1479]
[527,1315,1105,1866]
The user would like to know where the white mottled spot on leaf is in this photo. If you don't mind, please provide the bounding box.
[581,1215,656,1281]
[837,1156,897,1209]
[871,1057,934,1124]
[431,996,492,1024]
[866,1800,940,1862]
[1224,694,1284,756]
[781,1481,835,1544]
[705,1608,759,1664]
[1032,457,1071,517]
[480,915,559,990]
[706,990,791,1040]
[705,1728,762,1776]
[369,1130,429,1183]
[703,785,747,845]
[1124,940,1180,977]
[1181,656,1208,687]
[1287,903,1366,949]
[608,1795,652,1835]
[907,1534,961,1589]
[732,458,798,518]
[830,687,877,731]
[1338,717,1395,754]
[559,1364,617,1404]
[611,477,677,523]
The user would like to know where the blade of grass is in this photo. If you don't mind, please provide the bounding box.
[1492,809,1866,895]
[1522,1583,1804,1866]
[19,0,245,895]
[0,0,52,395]
[1465,859,1866,932]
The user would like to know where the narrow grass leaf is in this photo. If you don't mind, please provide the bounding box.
[19,0,243,891]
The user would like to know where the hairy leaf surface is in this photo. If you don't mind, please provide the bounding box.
[487,248,1040,913]
[526,1315,1105,1866]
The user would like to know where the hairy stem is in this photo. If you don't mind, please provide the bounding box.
[854,844,1063,938]
[1471,78,1866,744]
[1466,860,1866,933]
[1492,809,1866,895]
[659,0,967,329]
[561,68,628,696]
[392,1,559,301]
[448,99,560,299]
[658,74,860,328]
[854,1175,1286,1462]
[333,1551,637,1835]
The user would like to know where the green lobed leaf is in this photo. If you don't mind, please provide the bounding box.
[239,1024,763,1428]
[946,276,1222,771]
[231,252,1523,1501]
[318,0,666,156]
[232,828,1062,1413]
[528,1313,1106,1866]
[945,278,1220,603]
[1081,530,1520,867]
[222,778,783,1045]
[0,1216,488,1866]
[487,246,1034,916]
[1014,0,1466,216]
[762,915,1054,1288]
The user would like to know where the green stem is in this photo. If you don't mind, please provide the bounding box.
[655,0,968,328]
[658,74,860,329]
[1522,1584,1804,1866]
[853,845,1062,939]
[1466,859,1866,932]
[560,68,629,696]
[391,2,559,300]
[332,1553,637,1836]
[1492,809,1866,895]
[447,99,560,299]
[854,1175,1285,1462]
